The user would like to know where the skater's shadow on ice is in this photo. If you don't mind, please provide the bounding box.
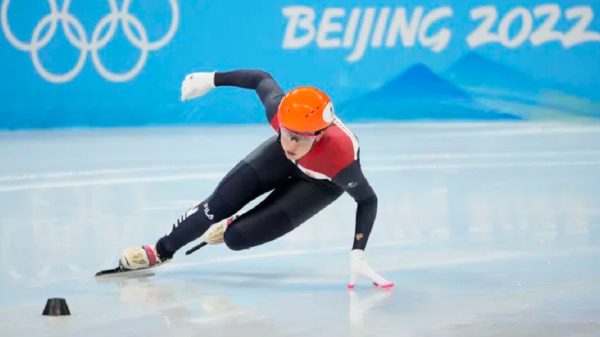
[93,276,271,328]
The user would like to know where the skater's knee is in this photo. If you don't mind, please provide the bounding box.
[224,227,248,251]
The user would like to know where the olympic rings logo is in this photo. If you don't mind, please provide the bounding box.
[1,0,179,83]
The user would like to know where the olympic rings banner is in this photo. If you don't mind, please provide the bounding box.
[1,0,599,129]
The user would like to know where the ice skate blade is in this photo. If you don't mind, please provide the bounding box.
[95,265,155,278]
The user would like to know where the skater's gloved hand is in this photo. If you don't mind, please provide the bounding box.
[181,72,216,101]
[348,249,394,289]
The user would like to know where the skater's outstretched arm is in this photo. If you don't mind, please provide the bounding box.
[180,69,285,124]
[332,160,378,251]
[333,160,393,289]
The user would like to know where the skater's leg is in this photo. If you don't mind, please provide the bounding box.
[156,136,297,259]
[224,178,344,250]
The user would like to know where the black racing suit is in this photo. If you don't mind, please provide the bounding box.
[156,70,378,259]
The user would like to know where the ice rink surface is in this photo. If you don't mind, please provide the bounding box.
[1,122,599,337]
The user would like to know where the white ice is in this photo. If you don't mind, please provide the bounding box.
[1,122,599,337]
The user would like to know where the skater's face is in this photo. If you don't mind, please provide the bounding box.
[279,126,320,160]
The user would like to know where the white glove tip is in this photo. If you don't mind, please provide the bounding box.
[373,281,395,289]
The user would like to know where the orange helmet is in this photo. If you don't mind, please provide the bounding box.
[277,86,335,133]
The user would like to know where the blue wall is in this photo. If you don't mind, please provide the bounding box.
[1,0,599,129]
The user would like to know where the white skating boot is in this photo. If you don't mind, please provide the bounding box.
[120,245,166,270]
[200,214,239,244]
